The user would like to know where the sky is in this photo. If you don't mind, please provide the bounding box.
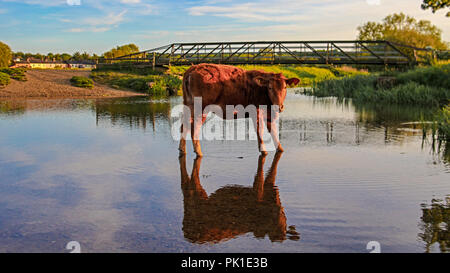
[0,0,449,54]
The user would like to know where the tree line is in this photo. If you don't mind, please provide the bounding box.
[11,44,140,62]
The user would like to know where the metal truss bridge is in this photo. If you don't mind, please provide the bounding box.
[100,40,433,66]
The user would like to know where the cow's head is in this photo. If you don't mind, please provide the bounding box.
[254,73,300,112]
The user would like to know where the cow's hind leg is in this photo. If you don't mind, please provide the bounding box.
[179,108,192,156]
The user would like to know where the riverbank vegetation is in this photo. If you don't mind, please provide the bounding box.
[90,70,182,96]
[310,63,449,107]
[436,105,450,140]
[91,63,368,95]
[423,105,450,141]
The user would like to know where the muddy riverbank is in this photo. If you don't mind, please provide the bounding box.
[0,70,146,99]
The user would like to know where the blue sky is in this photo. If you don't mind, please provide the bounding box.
[0,0,449,54]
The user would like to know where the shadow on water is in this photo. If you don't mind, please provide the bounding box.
[179,152,300,244]
[418,196,450,253]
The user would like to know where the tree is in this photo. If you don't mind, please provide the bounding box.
[72,52,82,61]
[103,44,140,59]
[421,0,450,17]
[0,41,12,67]
[61,53,72,61]
[47,53,55,61]
[81,51,91,60]
[357,13,448,50]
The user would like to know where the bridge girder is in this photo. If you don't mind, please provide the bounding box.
[100,40,433,66]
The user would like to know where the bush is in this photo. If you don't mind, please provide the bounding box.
[0,72,11,87]
[70,76,94,88]
[0,67,27,81]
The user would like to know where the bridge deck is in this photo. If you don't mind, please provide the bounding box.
[101,41,431,66]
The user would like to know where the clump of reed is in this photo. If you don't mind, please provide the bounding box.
[70,76,94,89]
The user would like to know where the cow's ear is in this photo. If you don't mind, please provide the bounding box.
[285,78,300,87]
[254,76,267,87]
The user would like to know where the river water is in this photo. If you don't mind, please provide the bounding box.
[0,92,448,253]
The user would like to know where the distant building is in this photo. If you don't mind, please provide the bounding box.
[28,58,69,69]
[10,61,31,68]
[66,60,97,69]
[10,58,97,69]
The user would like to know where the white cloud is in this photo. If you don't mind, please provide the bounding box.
[67,27,111,33]
[63,10,127,33]
[120,0,141,3]
[2,0,66,6]
[366,0,381,5]
[82,10,127,26]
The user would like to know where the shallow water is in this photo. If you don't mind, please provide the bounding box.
[0,93,448,253]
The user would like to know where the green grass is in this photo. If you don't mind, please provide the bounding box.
[70,76,94,89]
[311,64,450,107]
[167,64,368,87]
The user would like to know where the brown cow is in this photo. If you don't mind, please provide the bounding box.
[179,63,300,156]
[179,152,300,244]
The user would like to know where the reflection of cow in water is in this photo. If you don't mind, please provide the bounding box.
[179,152,300,244]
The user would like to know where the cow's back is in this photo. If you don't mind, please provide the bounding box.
[183,64,247,107]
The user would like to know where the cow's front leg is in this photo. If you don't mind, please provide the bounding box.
[253,109,267,155]
[191,114,206,157]
[267,111,283,152]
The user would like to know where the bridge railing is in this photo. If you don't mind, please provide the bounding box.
[100,40,432,66]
